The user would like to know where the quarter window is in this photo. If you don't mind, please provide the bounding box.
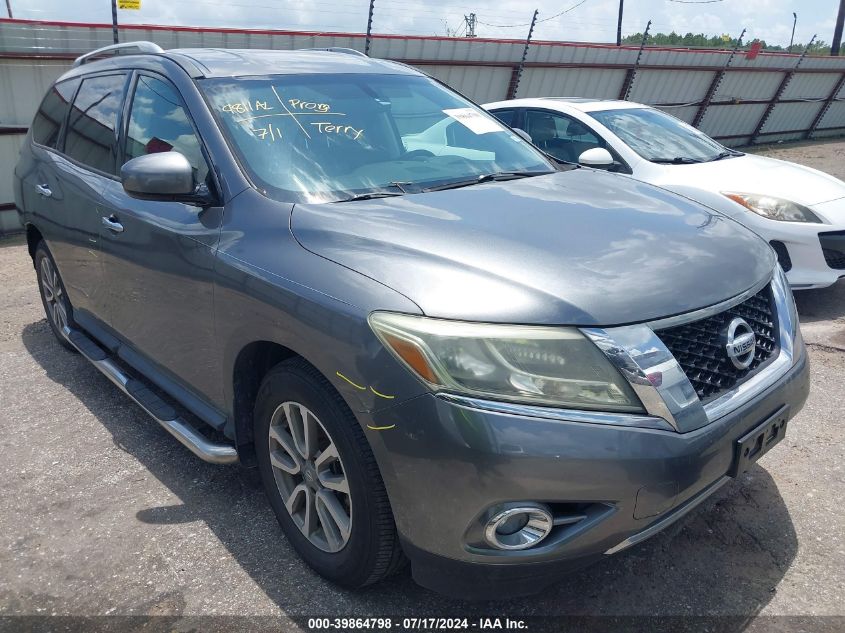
[124,75,208,183]
[31,78,80,149]
[64,74,128,174]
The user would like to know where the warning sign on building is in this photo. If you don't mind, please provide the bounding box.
[118,0,141,9]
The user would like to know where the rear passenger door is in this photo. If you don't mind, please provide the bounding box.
[19,77,81,278]
[97,72,223,413]
[49,72,129,324]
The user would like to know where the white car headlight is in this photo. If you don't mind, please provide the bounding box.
[369,312,643,412]
[722,192,822,223]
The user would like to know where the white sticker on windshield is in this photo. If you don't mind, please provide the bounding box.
[443,108,505,134]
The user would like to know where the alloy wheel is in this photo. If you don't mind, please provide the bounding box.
[40,256,68,334]
[268,401,352,553]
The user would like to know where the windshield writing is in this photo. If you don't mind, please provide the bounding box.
[202,73,551,202]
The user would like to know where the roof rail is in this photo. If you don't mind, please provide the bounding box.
[297,47,368,57]
[73,41,165,67]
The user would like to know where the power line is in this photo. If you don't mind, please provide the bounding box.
[477,0,590,28]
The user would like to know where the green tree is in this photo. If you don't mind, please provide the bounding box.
[620,32,832,55]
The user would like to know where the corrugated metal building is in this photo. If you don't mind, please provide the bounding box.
[2,17,845,232]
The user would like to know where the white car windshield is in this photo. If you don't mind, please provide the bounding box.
[589,107,736,164]
[201,73,553,202]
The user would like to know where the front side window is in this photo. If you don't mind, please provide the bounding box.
[64,73,128,174]
[31,78,80,149]
[589,107,727,163]
[201,73,551,203]
[524,110,604,163]
[490,109,516,127]
[124,75,209,183]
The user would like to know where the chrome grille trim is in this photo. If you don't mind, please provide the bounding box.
[582,325,706,432]
[645,273,772,331]
[584,266,798,432]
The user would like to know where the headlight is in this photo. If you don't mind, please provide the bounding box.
[369,312,643,412]
[722,192,822,223]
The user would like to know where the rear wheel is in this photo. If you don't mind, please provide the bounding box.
[34,241,76,352]
[254,358,405,587]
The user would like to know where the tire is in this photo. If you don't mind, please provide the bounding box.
[34,241,76,353]
[254,357,405,588]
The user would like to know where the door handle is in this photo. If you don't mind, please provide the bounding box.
[35,184,52,198]
[101,215,124,233]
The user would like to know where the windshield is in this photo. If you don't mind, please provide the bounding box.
[201,73,552,202]
[589,107,730,163]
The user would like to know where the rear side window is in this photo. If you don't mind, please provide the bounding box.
[31,78,80,148]
[64,73,128,174]
[124,75,209,183]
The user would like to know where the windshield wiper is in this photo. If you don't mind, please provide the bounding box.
[707,150,742,162]
[333,191,405,203]
[651,157,703,164]
[424,171,553,192]
[333,181,410,203]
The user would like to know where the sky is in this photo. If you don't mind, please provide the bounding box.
[5,0,842,48]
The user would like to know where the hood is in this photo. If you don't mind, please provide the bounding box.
[652,153,845,207]
[291,170,775,326]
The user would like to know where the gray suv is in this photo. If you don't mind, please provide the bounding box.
[14,42,809,599]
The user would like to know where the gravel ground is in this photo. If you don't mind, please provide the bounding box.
[1,140,844,631]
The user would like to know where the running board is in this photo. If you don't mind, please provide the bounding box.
[62,326,238,465]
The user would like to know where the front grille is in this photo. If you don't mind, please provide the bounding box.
[769,241,792,272]
[656,286,779,402]
[819,230,845,270]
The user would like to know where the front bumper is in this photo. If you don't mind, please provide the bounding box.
[771,198,845,289]
[363,337,808,599]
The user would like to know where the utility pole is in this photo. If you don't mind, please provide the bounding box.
[464,13,477,37]
[789,12,797,52]
[364,0,375,56]
[833,0,844,55]
[5,0,12,19]
[616,0,624,46]
[110,0,119,45]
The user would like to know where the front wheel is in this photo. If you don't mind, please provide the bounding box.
[254,358,405,588]
[34,241,76,352]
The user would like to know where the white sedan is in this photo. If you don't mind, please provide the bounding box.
[483,98,845,289]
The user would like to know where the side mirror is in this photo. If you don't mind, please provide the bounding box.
[578,147,615,169]
[512,127,533,143]
[121,152,211,205]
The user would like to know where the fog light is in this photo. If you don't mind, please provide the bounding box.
[484,505,554,550]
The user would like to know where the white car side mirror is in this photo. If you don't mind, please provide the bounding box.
[512,128,532,143]
[578,147,615,168]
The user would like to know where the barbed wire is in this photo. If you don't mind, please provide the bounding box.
[476,0,591,28]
